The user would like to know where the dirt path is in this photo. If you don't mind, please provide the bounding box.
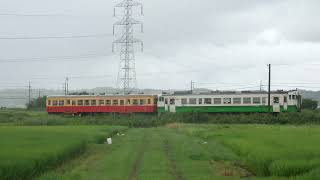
[129,131,150,180]
[163,138,184,180]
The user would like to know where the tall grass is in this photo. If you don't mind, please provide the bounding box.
[175,124,320,178]
[0,126,125,180]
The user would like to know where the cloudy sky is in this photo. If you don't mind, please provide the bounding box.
[0,0,319,91]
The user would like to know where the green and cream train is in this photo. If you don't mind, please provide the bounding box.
[157,90,301,113]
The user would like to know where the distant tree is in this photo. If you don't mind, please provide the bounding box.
[26,96,46,110]
[69,91,91,95]
[301,99,318,110]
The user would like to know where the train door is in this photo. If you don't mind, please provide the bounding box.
[168,98,176,113]
[273,96,280,113]
[283,96,288,111]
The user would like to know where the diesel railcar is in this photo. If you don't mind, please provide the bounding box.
[46,94,157,114]
[157,90,301,113]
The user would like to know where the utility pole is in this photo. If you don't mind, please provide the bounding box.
[113,0,144,94]
[28,81,32,106]
[260,80,263,91]
[268,64,271,112]
[38,89,41,110]
[191,80,195,94]
[65,77,69,95]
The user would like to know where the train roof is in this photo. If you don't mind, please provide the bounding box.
[47,94,157,98]
[164,90,299,96]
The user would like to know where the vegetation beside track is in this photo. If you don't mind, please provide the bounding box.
[0,126,126,180]
[0,109,320,127]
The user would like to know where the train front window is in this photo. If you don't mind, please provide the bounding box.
[170,99,175,105]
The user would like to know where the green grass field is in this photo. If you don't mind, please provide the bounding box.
[2,109,320,180]
[0,126,125,180]
[34,125,320,180]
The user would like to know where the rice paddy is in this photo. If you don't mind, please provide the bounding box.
[1,116,320,179]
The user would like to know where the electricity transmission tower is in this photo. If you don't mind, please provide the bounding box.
[113,0,143,94]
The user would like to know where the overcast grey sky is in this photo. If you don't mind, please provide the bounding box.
[0,0,319,91]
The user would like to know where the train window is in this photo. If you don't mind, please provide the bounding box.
[148,99,151,104]
[243,97,251,104]
[53,100,58,106]
[289,95,292,100]
[59,100,65,106]
[99,100,105,105]
[253,97,261,104]
[85,100,90,106]
[170,99,175,105]
[181,98,188,105]
[66,100,71,105]
[48,100,51,106]
[159,97,164,102]
[77,100,83,106]
[273,97,280,104]
[198,98,203,104]
[204,98,212,104]
[133,99,138,105]
[127,99,131,105]
[214,98,222,104]
[139,99,145,105]
[284,96,288,103]
[113,100,118,105]
[233,98,241,104]
[292,95,296,100]
[120,100,125,105]
[262,97,267,104]
[72,101,76,105]
[165,98,168,104]
[91,100,96,106]
[106,100,111,105]
[189,98,197,104]
[223,98,231,104]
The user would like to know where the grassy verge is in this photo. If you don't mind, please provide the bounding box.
[0,126,125,180]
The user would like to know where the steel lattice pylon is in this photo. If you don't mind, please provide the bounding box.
[113,0,143,94]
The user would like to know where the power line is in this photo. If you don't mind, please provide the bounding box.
[0,53,109,63]
[0,33,112,40]
[0,13,69,17]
